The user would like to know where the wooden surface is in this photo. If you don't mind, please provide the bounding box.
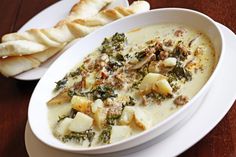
[0,0,235,156]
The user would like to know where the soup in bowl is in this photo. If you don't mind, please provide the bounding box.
[28,8,223,154]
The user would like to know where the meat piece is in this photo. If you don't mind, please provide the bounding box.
[159,51,169,60]
[173,43,191,61]
[174,30,184,37]
[154,41,163,52]
[174,95,189,106]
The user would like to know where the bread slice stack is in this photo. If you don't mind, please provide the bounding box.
[0,0,150,77]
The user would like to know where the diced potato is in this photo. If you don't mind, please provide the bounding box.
[110,125,131,143]
[94,107,107,129]
[69,112,93,132]
[162,57,177,67]
[54,117,73,136]
[119,106,134,125]
[139,73,166,93]
[153,79,172,96]
[134,108,152,130]
[71,96,92,113]
[91,99,104,113]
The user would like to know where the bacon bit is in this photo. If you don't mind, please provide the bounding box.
[163,39,173,47]
[101,71,109,79]
[159,51,169,60]
[174,95,189,106]
[174,30,184,37]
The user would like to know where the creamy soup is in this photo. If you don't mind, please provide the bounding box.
[47,24,215,147]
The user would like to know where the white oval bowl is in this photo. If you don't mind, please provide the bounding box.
[28,8,224,154]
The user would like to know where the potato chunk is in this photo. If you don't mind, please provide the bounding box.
[110,125,131,143]
[69,112,93,132]
[54,117,73,136]
[139,73,166,93]
[153,79,172,96]
[91,99,104,113]
[119,106,134,125]
[94,107,107,130]
[134,108,152,130]
[162,57,177,67]
[71,96,92,113]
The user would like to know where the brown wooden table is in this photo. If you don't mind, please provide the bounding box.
[0,0,235,156]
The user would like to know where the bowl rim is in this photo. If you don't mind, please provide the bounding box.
[28,7,224,152]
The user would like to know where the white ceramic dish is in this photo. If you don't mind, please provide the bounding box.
[25,23,236,157]
[28,8,224,154]
[14,0,129,80]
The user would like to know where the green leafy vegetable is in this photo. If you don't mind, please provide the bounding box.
[57,109,77,123]
[92,85,117,101]
[116,53,125,62]
[68,65,85,77]
[62,129,95,146]
[125,96,136,106]
[107,59,123,71]
[99,126,112,144]
[170,42,190,61]
[106,107,122,125]
[55,77,68,91]
[169,61,192,81]
[101,33,127,56]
